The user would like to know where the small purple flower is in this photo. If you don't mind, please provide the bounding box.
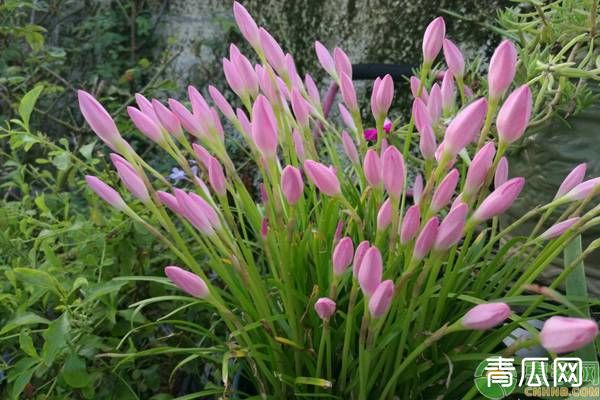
[169,167,186,182]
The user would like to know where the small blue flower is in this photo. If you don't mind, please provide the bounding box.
[169,168,186,182]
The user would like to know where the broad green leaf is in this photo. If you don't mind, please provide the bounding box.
[82,279,126,303]
[51,151,71,171]
[61,354,93,388]
[19,330,38,359]
[0,312,50,335]
[13,267,62,296]
[42,314,69,365]
[79,141,96,160]
[18,85,44,129]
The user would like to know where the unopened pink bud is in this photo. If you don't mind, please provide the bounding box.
[412,174,424,205]
[473,177,525,221]
[135,93,161,126]
[223,58,245,97]
[111,156,149,202]
[251,95,279,157]
[340,72,358,112]
[353,241,370,278]
[442,39,465,78]
[540,316,598,354]
[85,175,127,210]
[462,303,511,330]
[341,130,359,164]
[431,169,459,212]
[78,90,122,149]
[165,266,209,298]
[563,177,600,201]
[168,98,204,138]
[174,190,215,234]
[371,74,394,119]
[303,160,341,197]
[261,217,268,238]
[400,205,420,244]
[413,217,439,261]
[496,85,532,144]
[157,191,182,214]
[281,165,304,205]
[358,246,383,296]
[233,1,260,49]
[494,157,509,189]
[236,108,252,137]
[363,149,382,187]
[208,85,236,122]
[377,198,393,231]
[208,156,227,196]
[427,83,442,122]
[410,76,429,102]
[422,17,446,63]
[291,88,310,127]
[152,99,183,138]
[441,71,455,112]
[339,103,356,132]
[333,47,352,79]
[314,297,336,320]
[443,98,488,156]
[434,202,467,250]
[488,40,518,99]
[382,145,405,198]
[334,220,344,243]
[368,280,394,318]
[315,41,336,77]
[304,73,321,108]
[555,163,587,200]
[259,27,286,75]
[230,45,259,97]
[464,142,496,195]
[332,236,354,275]
[291,129,306,162]
[540,217,580,240]
[127,106,163,143]
[191,143,211,168]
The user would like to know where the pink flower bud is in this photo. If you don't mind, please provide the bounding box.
[230,45,259,96]
[377,198,393,231]
[174,190,215,234]
[314,297,336,320]
[400,205,420,244]
[304,73,321,107]
[382,145,405,198]
[135,93,161,126]
[165,266,209,298]
[223,58,245,97]
[191,143,211,168]
[427,83,442,122]
[412,174,424,205]
[540,316,599,354]
[434,202,467,251]
[363,149,382,187]
[410,76,429,102]
[168,98,204,138]
[341,130,359,164]
[464,142,496,195]
[413,217,439,261]
[85,175,127,210]
[358,246,383,296]
[281,165,304,205]
[462,303,511,330]
[187,85,211,118]
[208,85,236,122]
[291,88,310,127]
[233,1,260,49]
[157,191,182,214]
[339,103,356,132]
[442,39,465,78]
[540,217,580,240]
[422,17,446,63]
[333,47,352,79]
[496,85,532,144]
[368,280,394,318]
[555,163,587,200]
[285,54,303,90]
[353,241,370,278]
[443,98,488,156]
[236,108,252,137]
[259,27,286,74]
[251,95,279,157]
[208,156,227,196]
[494,156,509,189]
[441,71,455,112]
[334,220,345,243]
[563,177,600,201]
[383,118,392,133]
[315,41,336,77]
[152,99,183,138]
[371,74,394,119]
[127,106,163,143]
[488,40,518,99]
[261,217,268,238]
[473,177,525,222]
[78,90,122,149]
[332,236,354,276]
[431,169,459,212]
[340,72,358,112]
[111,155,149,202]
[303,160,341,197]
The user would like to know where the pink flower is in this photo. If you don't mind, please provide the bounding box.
[353,241,370,278]
[473,177,525,222]
[422,17,446,63]
[78,90,122,150]
[110,154,149,202]
[208,156,227,196]
[371,74,394,119]
[464,142,496,196]
[427,83,442,122]
[377,198,393,231]
[85,175,126,210]
[168,98,204,138]
[563,177,600,201]
[410,76,429,102]
[339,103,357,132]
[368,280,394,318]
[540,217,580,240]
[413,217,439,261]
[431,169,459,212]
[443,39,465,78]
[412,174,424,205]
[165,266,209,299]
[358,246,383,296]
[341,130,360,164]
[333,47,352,79]
[494,157,509,189]
[305,74,321,107]
[382,145,405,199]
[441,71,455,112]
[340,72,358,112]
[157,191,182,214]
[462,303,511,330]
[555,163,587,200]
[363,149,382,187]
[259,27,286,74]
[434,202,467,251]
[251,95,279,157]
[291,88,311,127]
[233,1,260,49]
[281,165,304,205]
[152,99,183,138]
[496,85,532,144]
[488,40,518,99]
[208,85,236,122]
[314,297,336,320]
[127,106,163,144]
[400,205,420,244]
[332,236,354,276]
[303,160,341,197]
[443,98,488,156]
[292,129,306,161]
[540,316,598,354]
[315,41,336,77]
